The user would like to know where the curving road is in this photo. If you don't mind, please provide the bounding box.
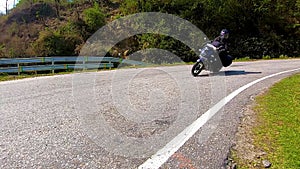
[1,59,300,169]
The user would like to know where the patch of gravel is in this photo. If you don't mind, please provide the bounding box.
[227,91,271,169]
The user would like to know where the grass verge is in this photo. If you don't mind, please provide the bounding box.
[0,71,75,82]
[233,73,300,168]
[0,62,193,82]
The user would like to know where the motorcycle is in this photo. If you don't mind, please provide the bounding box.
[191,43,233,76]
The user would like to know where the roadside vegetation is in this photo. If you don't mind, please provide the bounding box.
[233,54,292,62]
[0,70,75,81]
[0,0,299,62]
[233,73,300,168]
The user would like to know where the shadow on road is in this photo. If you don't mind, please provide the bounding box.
[196,70,262,77]
[223,70,262,76]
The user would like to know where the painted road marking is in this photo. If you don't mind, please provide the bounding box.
[138,68,300,169]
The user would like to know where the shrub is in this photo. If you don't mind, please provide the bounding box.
[83,3,105,32]
[33,29,82,56]
[33,30,61,56]
[0,44,5,57]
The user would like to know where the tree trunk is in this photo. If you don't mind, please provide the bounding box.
[5,0,8,15]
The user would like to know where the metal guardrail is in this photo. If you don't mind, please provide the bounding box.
[0,56,146,75]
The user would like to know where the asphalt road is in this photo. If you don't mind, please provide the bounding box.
[1,59,300,169]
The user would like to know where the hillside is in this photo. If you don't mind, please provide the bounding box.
[0,0,121,58]
[0,0,299,60]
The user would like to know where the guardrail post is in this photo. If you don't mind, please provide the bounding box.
[18,63,20,75]
[83,56,87,70]
[52,59,55,74]
[109,60,112,70]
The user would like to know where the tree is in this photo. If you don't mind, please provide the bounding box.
[5,0,8,15]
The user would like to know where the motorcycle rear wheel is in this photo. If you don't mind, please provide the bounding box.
[191,61,204,77]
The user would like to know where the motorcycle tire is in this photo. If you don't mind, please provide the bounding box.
[191,61,204,77]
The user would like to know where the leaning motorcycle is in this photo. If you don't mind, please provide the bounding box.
[191,43,233,76]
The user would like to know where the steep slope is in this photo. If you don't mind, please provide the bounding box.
[0,1,121,58]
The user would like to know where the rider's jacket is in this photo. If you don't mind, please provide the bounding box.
[212,35,229,51]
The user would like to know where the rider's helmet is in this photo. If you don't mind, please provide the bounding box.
[220,29,229,39]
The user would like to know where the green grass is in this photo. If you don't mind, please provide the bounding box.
[251,74,300,168]
[234,56,254,62]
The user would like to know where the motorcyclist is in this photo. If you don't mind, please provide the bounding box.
[212,29,229,51]
[212,29,232,67]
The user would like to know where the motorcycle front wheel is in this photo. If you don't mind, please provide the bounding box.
[191,61,204,77]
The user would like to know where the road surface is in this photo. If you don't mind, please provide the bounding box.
[1,59,300,168]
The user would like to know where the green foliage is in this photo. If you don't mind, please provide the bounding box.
[33,29,82,56]
[33,30,60,56]
[0,44,5,57]
[83,3,106,32]
[137,34,195,62]
[120,0,300,59]
[3,0,299,59]
[59,20,81,35]
[16,0,34,8]
[120,0,138,14]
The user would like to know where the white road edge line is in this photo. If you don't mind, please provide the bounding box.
[138,68,300,169]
